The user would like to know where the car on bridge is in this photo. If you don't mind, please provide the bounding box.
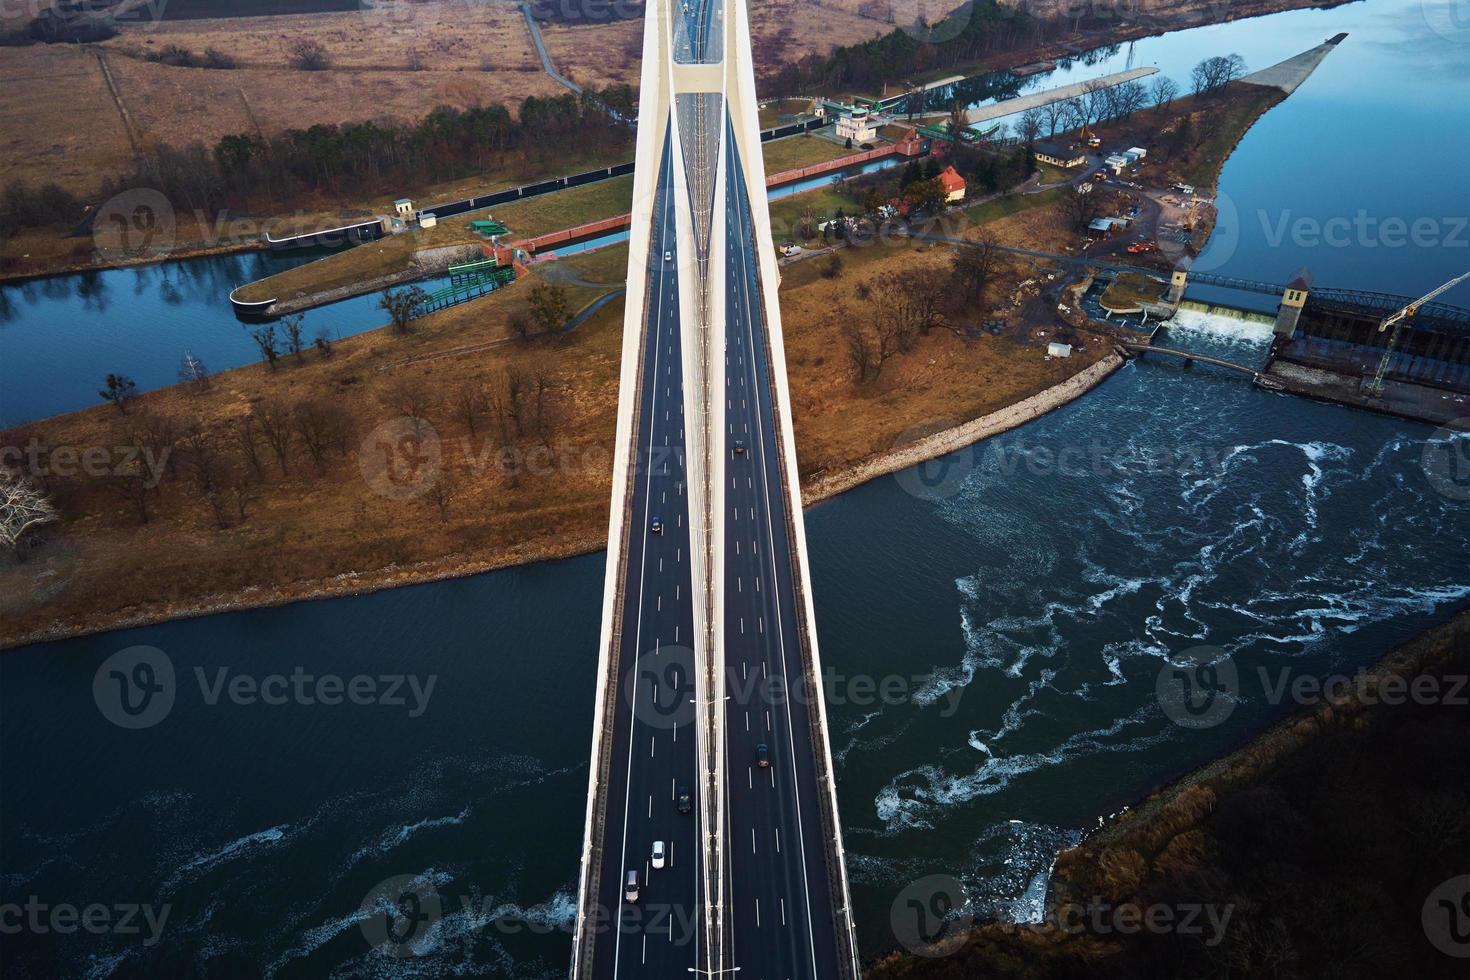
[755,743,770,768]
[625,870,639,903]
[652,840,666,869]
[733,440,746,455]
[677,785,691,813]
[651,516,664,534]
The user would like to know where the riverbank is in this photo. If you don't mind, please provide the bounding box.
[3,189,1119,653]
[866,601,1470,977]
[0,320,1105,652]
[805,353,1123,500]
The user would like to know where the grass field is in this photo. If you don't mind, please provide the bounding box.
[234,137,856,302]
[758,134,854,174]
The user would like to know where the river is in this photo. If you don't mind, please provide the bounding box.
[3,0,1469,976]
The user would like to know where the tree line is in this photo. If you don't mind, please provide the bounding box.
[99,88,636,217]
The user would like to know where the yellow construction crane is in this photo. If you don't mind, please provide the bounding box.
[1182,198,1200,232]
[1364,268,1470,397]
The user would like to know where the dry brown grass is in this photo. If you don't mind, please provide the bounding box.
[104,3,543,72]
[0,46,134,193]
[1,257,623,646]
[778,237,1106,476]
[537,0,967,90]
[0,5,564,199]
[1,228,1100,646]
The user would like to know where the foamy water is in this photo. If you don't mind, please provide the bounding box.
[811,310,1470,948]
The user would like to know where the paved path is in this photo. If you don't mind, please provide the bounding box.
[519,1,583,94]
[961,66,1157,125]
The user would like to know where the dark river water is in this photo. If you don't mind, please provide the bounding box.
[3,0,1470,976]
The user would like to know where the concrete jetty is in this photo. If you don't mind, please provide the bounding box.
[961,66,1158,126]
[1240,32,1348,94]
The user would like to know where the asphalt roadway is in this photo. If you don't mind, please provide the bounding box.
[591,132,705,978]
[719,125,842,980]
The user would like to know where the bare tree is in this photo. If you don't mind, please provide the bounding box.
[1150,75,1180,110]
[383,380,434,438]
[452,380,489,436]
[179,424,228,527]
[1192,54,1247,96]
[133,412,180,481]
[490,366,527,441]
[873,268,946,355]
[1061,184,1108,232]
[230,473,258,523]
[294,400,353,470]
[1042,97,1068,137]
[252,400,295,474]
[1017,107,1045,146]
[1112,80,1148,120]
[1079,80,1109,130]
[842,322,875,384]
[251,324,280,369]
[951,236,1002,307]
[529,361,557,439]
[178,350,210,392]
[0,468,58,555]
[232,414,265,478]
[425,477,456,521]
[282,314,306,362]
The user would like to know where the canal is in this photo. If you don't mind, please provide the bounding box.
[2,0,1468,976]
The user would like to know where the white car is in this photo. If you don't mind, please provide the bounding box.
[625,870,639,903]
[651,840,666,869]
[664,250,673,263]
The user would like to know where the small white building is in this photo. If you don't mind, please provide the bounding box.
[394,198,414,218]
[834,106,876,144]
[1047,342,1073,358]
[418,212,437,229]
[1127,146,1147,159]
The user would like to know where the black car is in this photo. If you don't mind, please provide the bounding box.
[733,441,746,456]
[755,743,770,768]
[677,784,691,814]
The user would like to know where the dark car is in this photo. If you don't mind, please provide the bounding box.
[755,743,770,768]
[733,441,746,455]
[677,784,692,813]
[651,516,664,534]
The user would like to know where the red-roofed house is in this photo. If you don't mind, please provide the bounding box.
[937,165,966,203]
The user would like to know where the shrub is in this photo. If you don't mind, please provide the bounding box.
[289,39,330,71]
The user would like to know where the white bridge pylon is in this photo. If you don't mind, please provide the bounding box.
[573,0,859,975]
